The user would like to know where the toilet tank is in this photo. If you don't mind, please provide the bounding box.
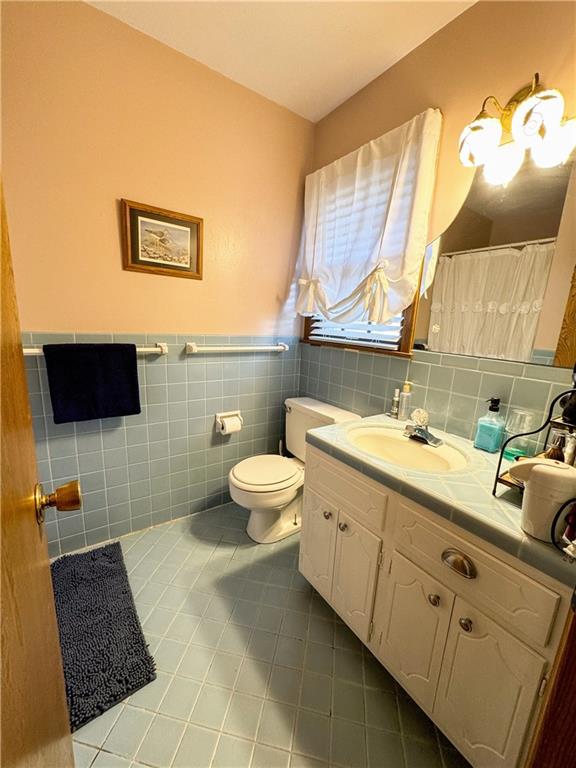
[284,397,360,462]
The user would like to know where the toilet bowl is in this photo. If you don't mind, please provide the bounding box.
[229,397,361,544]
[229,454,305,544]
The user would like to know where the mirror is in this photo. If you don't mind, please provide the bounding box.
[415,153,575,368]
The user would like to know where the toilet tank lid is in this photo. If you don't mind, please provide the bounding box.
[285,397,361,424]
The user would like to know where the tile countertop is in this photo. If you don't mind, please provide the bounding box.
[306,414,576,588]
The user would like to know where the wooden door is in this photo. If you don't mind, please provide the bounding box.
[554,262,576,366]
[1,190,73,767]
[331,509,381,642]
[434,597,545,768]
[376,551,454,711]
[528,611,576,768]
[298,489,338,601]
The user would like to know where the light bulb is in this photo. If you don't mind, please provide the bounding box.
[483,141,525,186]
[531,118,576,168]
[511,89,565,149]
[459,116,502,167]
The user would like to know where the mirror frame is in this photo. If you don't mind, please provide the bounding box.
[555,264,576,366]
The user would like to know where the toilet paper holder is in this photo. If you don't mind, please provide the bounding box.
[215,411,244,434]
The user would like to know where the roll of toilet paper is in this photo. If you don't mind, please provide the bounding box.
[218,415,243,435]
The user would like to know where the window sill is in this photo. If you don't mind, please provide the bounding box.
[299,338,413,359]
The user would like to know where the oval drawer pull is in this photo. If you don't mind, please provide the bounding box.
[323,510,332,520]
[428,594,440,607]
[459,617,473,633]
[338,522,348,532]
[441,548,477,579]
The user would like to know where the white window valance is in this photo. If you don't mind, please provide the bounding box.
[428,242,555,361]
[296,108,442,324]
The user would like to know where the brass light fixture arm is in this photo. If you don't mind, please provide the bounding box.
[481,95,505,116]
[476,73,542,132]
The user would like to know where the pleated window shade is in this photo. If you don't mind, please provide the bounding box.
[306,313,404,351]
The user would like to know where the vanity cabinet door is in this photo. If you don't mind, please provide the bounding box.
[331,510,382,642]
[377,551,454,712]
[299,489,338,601]
[434,597,546,768]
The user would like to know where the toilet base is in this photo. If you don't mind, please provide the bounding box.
[246,496,302,544]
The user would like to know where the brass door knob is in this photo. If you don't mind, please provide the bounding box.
[35,480,82,523]
[428,594,441,607]
[323,510,332,520]
[459,617,473,633]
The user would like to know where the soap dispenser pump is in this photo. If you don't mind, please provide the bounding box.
[474,397,505,453]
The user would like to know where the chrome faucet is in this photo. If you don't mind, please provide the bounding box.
[403,408,444,447]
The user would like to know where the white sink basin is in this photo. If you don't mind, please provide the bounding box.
[346,424,469,473]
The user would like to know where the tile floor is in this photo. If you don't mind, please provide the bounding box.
[72,503,471,768]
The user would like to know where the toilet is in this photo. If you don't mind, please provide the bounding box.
[229,397,360,544]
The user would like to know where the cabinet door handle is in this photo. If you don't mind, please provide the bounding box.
[338,522,348,532]
[459,617,473,633]
[441,548,477,579]
[428,594,440,607]
[323,510,332,520]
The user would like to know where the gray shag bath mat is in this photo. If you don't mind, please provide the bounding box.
[51,542,156,731]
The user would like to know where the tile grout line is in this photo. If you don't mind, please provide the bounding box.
[72,511,454,768]
[145,521,274,768]
[82,523,291,761]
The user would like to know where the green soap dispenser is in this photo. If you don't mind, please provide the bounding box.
[474,397,505,453]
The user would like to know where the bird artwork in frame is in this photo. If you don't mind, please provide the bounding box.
[121,199,203,280]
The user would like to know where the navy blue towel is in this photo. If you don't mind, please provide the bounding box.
[43,344,141,424]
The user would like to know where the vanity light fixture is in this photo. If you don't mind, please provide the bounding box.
[459,73,576,185]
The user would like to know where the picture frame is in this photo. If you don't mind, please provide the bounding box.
[121,199,203,280]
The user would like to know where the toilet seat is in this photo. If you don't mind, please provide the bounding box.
[230,455,303,493]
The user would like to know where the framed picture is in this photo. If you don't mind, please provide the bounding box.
[121,199,203,280]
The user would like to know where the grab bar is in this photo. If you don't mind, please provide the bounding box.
[23,343,169,357]
[186,342,289,354]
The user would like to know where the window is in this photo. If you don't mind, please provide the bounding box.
[296,109,442,331]
[302,302,418,356]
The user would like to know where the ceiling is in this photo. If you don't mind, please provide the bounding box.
[90,1,474,121]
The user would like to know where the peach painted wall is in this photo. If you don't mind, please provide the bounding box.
[1,1,314,334]
[313,1,576,243]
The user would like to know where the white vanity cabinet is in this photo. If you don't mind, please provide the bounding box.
[299,489,338,601]
[434,597,546,768]
[331,509,382,640]
[300,446,572,768]
[377,550,547,767]
[377,551,454,711]
[299,487,383,641]
[299,449,388,642]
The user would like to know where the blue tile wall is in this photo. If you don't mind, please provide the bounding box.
[24,333,299,556]
[25,330,573,558]
[531,348,555,366]
[415,342,557,368]
[299,344,573,443]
